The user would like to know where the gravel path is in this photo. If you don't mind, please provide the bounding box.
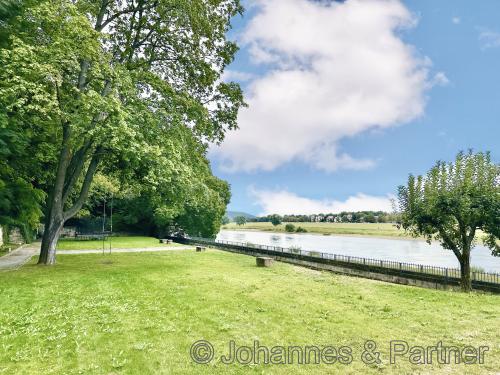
[0,243,193,270]
[0,243,40,270]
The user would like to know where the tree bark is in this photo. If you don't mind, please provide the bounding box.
[38,124,71,264]
[38,210,64,265]
[459,249,472,292]
[38,146,101,265]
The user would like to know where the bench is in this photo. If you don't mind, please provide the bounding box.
[159,239,172,244]
[256,257,273,267]
[196,246,206,252]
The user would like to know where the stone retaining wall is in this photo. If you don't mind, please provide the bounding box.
[222,247,457,291]
[8,227,24,244]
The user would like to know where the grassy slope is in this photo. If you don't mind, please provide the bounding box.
[221,222,412,238]
[56,236,183,250]
[0,250,498,374]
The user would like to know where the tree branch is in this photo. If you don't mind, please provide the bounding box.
[77,60,90,91]
[467,226,476,248]
[438,226,463,261]
[94,0,110,31]
[53,123,72,206]
[63,148,101,220]
[98,2,157,32]
[62,140,93,203]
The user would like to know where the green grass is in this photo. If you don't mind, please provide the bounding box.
[222,222,413,239]
[221,223,492,243]
[0,250,498,374]
[56,236,183,250]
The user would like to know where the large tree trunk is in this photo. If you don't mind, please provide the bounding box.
[38,210,64,265]
[38,125,71,265]
[38,141,101,265]
[459,250,472,292]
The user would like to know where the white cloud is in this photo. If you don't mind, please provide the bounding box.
[431,71,449,87]
[479,29,500,49]
[250,187,395,215]
[213,0,435,172]
[452,17,461,24]
[302,143,377,172]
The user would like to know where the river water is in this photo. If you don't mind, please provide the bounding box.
[216,230,500,273]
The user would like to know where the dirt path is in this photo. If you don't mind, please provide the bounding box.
[0,243,40,270]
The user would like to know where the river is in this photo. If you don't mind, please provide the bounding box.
[216,230,500,273]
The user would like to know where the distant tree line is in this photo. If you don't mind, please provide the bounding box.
[248,211,400,224]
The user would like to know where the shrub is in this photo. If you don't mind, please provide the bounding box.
[295,226,308,233]
[285,223,295,232]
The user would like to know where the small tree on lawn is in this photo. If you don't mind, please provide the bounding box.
[270,214,282,226]
[397,151,499,291]
[235,216,247,226]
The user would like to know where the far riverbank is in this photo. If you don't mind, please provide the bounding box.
[221,222,421,241]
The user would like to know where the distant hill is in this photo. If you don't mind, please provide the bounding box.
[226,211,256,221]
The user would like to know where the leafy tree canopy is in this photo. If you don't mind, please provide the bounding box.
[269,214,282,226]
[397,150,499,291]
[234,215,246,226]
[0,0,245,262]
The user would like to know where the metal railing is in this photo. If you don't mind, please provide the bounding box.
[181,237,500,287]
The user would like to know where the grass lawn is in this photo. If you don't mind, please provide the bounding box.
[56,236,183,250]
[0,250,499,374]
[221,222,413,239]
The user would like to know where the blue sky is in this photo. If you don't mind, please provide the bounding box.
[209,0,500,215]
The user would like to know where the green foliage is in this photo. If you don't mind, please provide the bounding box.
[285,223,295,232]
[252,211,397,224]
[0,0,23,40]
[0,127,45,238]
[234,216,247,226]
[365,214,376,223]
[397,151,499,290]
[221,215,230,225]
[77,125,231,238]
[295,226,308,233]
[269,214,282,226]
[398,151,499,254]
[79,152,230,238]
[0,0,246,247]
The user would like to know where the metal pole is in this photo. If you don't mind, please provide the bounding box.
[102,198,106,255]
[102,199,106,233]
[110,193,113,234]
